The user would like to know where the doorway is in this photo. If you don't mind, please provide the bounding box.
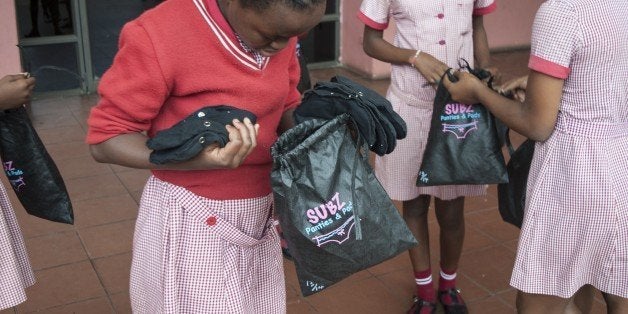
[14,0,338,94]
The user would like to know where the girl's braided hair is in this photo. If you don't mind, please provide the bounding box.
[239,0,326,11]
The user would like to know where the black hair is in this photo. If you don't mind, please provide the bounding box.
[239,0,326,12]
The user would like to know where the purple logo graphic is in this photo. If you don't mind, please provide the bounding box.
[312,216,355,247]
[442,121,478,139]
[3,161,26,191]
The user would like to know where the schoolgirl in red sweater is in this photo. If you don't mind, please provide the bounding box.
[86,0,325,312]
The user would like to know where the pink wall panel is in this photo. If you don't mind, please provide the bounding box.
[0,1,22,75]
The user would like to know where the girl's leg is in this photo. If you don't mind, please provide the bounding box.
[403,195,437,313]
[566,285,594,314]
[434,197,465,272]
[434,197,466,313]
[403,195,432,273]
[516,290,572,313]
[602,292,628,314]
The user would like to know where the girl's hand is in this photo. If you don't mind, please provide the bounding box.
[0,74,36,110]
[483,66,502,85]
[412,52,449,87]
[190,117,260,169]
[499,75,528,102]
[442,71,486,104]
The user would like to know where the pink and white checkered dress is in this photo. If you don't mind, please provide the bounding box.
[0,184,35,310]
[510,0,628,298]
[130,177,285,313]
[358,0,496,201]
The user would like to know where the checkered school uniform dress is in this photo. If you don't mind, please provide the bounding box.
[0,184,35,310]
[510,0,628,298]
[358,0,496,201]
[130,177,285,313]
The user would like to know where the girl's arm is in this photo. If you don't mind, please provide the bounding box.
[362,25,448,84]
[90,118,259,170]
[472,15,491,69]
[443,70,563,141]
[277,108,295,134]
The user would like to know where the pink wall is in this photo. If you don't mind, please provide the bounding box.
[484,0,544,50]
[0,1,21,75]
[341,0,544,79]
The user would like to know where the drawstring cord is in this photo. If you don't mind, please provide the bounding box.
[349,122,366,240]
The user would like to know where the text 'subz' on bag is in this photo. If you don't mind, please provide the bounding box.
[271,114,417,296]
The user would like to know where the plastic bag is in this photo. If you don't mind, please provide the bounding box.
[0,106,74,224]
[417,69,508,186]
[271,114,417,296]
[497,128,534,228]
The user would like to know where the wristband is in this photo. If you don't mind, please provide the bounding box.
[409,50,421,68]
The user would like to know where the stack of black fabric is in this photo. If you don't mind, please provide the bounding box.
[147,105,257,164]
[294,76,406,156]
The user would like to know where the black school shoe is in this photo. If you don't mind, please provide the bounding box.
[438,288,468,314]
[407,296,436,314]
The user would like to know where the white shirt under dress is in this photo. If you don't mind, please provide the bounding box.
[357,0,496,201]
[510,0,628,298]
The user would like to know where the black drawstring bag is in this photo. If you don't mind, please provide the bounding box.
[417,64,508,186]
[0,106,74,224]
[497,128,534,228]
[271,114,417,296]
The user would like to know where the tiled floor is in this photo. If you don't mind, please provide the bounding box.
[1,50,608,313]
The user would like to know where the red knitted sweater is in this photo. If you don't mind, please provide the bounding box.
[86,0,301,200]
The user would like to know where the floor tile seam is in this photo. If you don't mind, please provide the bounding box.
[459,226,503,253]
[457,265,516,299]
[371,274,414,304]
[30,229,91,272]
[21,295,114,314]
[112,171,145,199]
[464,219,509,244]
[456,271,496,302]
[69,105,91,134]
[80,234,118,306]
[466,293,516,310]
[22,226,78,240]
[74,217,138,231]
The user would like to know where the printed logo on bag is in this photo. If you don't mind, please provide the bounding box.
[304,192,355,247]
[418,171,429,184]
[440,103,481,139]
[3,161,26,191]
[305,280,325,293]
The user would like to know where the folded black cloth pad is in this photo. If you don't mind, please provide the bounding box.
[147,105,257,164]
[294,75,406,156]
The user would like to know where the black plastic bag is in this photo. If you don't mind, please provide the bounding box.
[497,128,534,228]
[271,114,417,296]
[0,106,74,224]
[417,69,508,186]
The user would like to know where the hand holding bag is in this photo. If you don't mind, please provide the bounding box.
[271,114,417,296]
[0,106,74,224]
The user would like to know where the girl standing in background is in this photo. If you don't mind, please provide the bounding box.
[357,1,497,313]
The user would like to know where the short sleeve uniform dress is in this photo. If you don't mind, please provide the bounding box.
[0,184,35,310]
[510,0,628,298]
[358,0,496,201]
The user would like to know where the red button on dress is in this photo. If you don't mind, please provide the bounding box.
[206,216,217,226]
[437,13,444,19]
[439,40,446,45]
